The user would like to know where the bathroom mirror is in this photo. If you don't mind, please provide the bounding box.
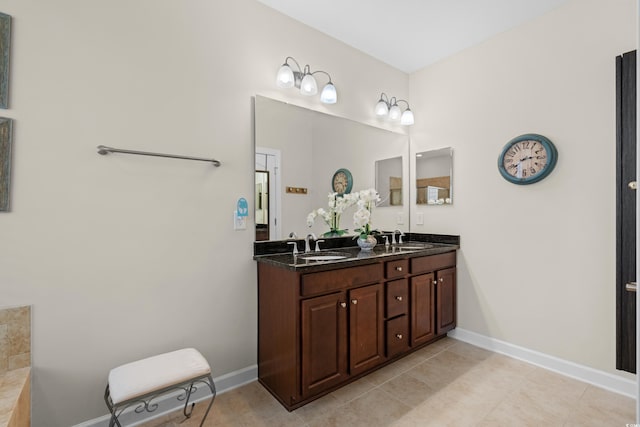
[375,156,403,207]
[254,95,409,241]
[416,147,453,205]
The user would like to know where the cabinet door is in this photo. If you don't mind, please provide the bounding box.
[436,267,456,334]
[411,273,436,346]
[349,283,385,375]
[301,292,347,399]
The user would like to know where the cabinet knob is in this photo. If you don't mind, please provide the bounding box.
[433,280,437,285]
[351,299,358,305]
[395,334,403,340]
[395,266,403,272]
[340,302,347,308]
[395,296,403,301]
[439,277,444,283]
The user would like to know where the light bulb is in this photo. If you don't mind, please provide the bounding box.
[300,73,318,95]
[320,82,337,104]
[389,104,402,121]
[400,109,414,125]
[375,100,389,116]
[276,63,295,88]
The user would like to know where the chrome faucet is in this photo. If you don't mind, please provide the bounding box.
[393,229,405,244]
[315,239,325,252]
[287,241,299,255]
[305,233,317,253]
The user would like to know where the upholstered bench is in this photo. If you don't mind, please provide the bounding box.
[104,348,216,427]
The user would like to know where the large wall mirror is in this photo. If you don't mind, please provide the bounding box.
[416,147,453,205]
[254,95,409,241]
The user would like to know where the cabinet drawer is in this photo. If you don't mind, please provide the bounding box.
[411,251,456,275]
[386,259,408,279]
[386,279,408,318]
[301,263,383,297]
[386,315,409,358]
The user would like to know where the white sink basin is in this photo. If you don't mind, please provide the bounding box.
[299,255,348,261]
[394,243,434,250]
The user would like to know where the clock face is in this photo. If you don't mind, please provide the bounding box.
[331,168,353,195]
[498,134,557,185]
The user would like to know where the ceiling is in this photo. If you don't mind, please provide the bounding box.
[256,0,570,73]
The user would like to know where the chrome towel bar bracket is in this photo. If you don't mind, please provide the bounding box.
[97,145,221,167]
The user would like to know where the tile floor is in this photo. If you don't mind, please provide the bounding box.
[140,338,635,427]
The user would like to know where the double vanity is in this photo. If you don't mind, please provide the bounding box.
[254,235,459,410]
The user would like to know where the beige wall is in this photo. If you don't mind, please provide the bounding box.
[0,1,408,425]
[0,0,636,424]
[410,0,636,376]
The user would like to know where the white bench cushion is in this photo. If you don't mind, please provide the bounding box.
[108,348,211,405]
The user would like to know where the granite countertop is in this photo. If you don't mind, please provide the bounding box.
[254,241,459,272]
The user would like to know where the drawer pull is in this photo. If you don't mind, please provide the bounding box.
[439,277,444,283]
[626,282,637,292]
[395,266,403,272]
[395,334,403,340]
[351,299,358,305]
[395,296,403,301]
[340,302,347,308]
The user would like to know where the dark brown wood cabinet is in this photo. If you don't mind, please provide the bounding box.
[301,292,347,399]
[411,273,436,346]
[257,249,456,410]
[436,266,456,334]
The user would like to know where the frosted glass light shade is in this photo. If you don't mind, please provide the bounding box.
[389,104,402,121]
[320,83,337,104]
[300,73,318,95]
[400,109,414,125]
[375,100,389,116]
[276,64,295,88]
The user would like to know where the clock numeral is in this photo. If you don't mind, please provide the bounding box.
[504,158,513,163]
[537,155,546,160]
[512,145,520,152]
[523,141,530,149]
[530,167,537,174]
[522,170,528,177]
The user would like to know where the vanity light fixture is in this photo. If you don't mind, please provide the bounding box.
[374,93,414,125]
[276,56,337,104]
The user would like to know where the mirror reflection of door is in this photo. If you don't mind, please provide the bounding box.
[255,148,281,241]
[255,170,269,241]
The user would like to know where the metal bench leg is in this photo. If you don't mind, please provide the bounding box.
[195,374,216,427]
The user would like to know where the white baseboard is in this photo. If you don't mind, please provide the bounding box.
[448,328,636,398]
[73,365,257,427]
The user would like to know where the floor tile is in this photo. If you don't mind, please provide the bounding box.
[135,339,635,427]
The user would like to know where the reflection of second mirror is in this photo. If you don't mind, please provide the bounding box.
[376,156,402,207]
[416,147,452,205]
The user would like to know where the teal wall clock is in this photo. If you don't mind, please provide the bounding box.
[331,168,353,195]
[498,134,558,185]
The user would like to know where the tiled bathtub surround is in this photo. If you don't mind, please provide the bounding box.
[0,368,30,427]
[0,306,31,427]
[0,306,31,373]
